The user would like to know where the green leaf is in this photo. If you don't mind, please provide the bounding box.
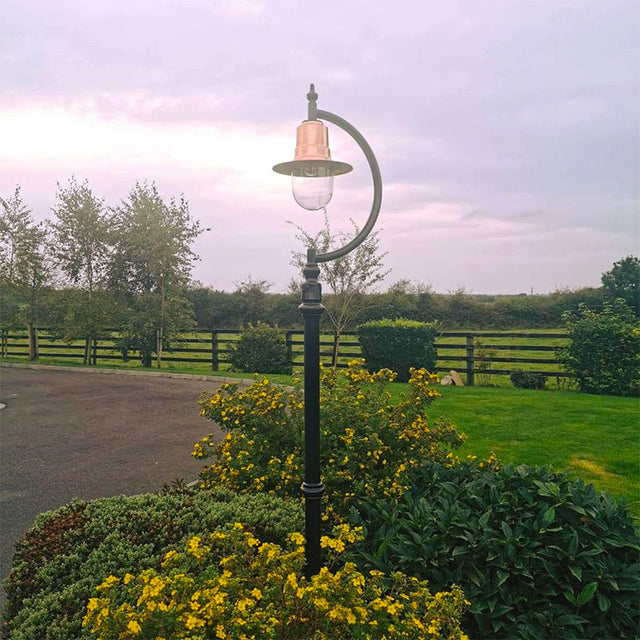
[576,581,598,607]
[597,592,611,612]
[555,613,588,627]
[542,506,555,526]
[501,521,513,539]
[568,533,579,557]
[492,604,514,617]
[568,565,582,581]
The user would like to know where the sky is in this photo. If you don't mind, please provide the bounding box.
[1,0,638,294]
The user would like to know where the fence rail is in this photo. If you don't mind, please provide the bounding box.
[0,327,570,385]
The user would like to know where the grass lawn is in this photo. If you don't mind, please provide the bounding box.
[393,383,639,513]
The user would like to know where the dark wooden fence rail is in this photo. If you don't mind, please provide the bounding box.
[1,327,569,385]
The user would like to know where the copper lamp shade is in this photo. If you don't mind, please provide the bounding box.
[273,120,353,177]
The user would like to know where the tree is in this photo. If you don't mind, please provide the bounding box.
[107,182,203,367]
[601,256,640,315]
[0,186,53,358]
[49,177,111,363]
[290,212,389,365]
[233,276,272,325]
[116,293,195,367]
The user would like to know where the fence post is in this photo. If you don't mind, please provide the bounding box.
[285,330,293,362]
[466,334,475,386]
[211,330,219,371]
[92,338,98,365]
[28,323,38,360]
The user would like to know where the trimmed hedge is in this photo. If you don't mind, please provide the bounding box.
[356,318,438,382]
[349,461,640,639]
[2,488,302,640]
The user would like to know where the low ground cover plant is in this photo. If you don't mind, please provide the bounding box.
[229,322,292,375]
[348,460,640,639]
[2,488,302,640]
[357,318,439,381]
[509,370,547,390]
[195,361,465,521]
[82,523,469,639]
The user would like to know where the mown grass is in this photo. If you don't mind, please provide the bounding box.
[389,383,639,513]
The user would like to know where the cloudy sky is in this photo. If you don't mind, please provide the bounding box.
[1,0,638,294]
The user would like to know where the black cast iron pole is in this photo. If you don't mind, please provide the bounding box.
[300,247,324,579]
[296,85,382,578]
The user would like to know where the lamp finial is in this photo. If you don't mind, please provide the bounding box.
[307,84,318,120]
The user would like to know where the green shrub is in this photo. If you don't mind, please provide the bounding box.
[509,370,547,390]
[229,322,292,374]
[357,318,438,382]
[557,300,640,396]
[348,460,640,639]
[196,362,465,522]
[2,488,302,640]
[82,524,469,639]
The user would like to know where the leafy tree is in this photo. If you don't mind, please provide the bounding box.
[107,182,202,367]
[116,292,195,367]
[0,186,53,358]
[0,285,21,355]
[602,256,640,314]
[55,289,124,363]
[49,177,111,363]
[557,300,640,396]
[290,212,389,365]
[233,276,272,325]
[186,286,244,329]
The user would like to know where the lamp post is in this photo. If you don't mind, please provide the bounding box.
[273,84,382,578]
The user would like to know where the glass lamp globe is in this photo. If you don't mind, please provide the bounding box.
[292,167,334,211]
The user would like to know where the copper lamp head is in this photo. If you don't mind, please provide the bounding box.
[273,120,353,177]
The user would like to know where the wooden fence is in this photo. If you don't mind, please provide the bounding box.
[1,327,569,385]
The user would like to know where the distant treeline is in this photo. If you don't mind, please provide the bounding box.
[185,284,608,330]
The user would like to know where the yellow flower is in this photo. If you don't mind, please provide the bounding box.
[289,532,305,546]
[127,619,142,634]
[216,624,227,638]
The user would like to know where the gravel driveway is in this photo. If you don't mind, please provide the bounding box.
[0,365,232,608]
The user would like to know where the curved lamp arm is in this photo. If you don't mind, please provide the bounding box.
[313,109,382,263]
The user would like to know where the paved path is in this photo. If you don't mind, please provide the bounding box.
[0,365,233,608]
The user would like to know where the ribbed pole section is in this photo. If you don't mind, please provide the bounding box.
[299,248,325,578]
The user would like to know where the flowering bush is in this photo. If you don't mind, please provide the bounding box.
[195,361,465,520]
[83,523,469,639]
[3,489,302,640]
